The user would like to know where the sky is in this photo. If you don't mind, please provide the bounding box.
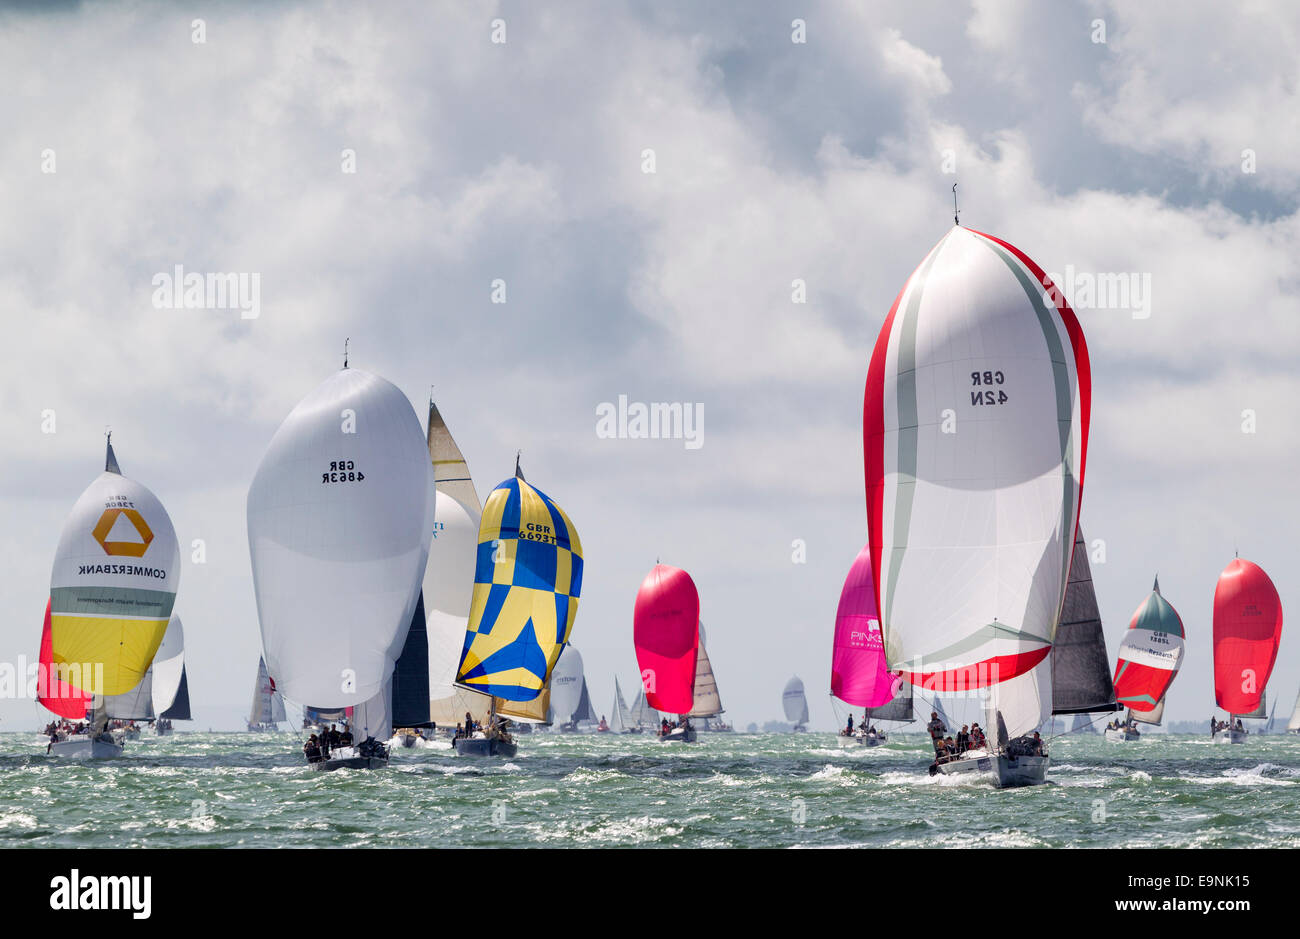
[1,0,1297,732]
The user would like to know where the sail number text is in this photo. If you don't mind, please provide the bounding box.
[520,522,555,544]
[321,460,365,484]
[970,370,1008,406]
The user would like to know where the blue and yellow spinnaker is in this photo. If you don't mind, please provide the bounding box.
[455,472,583,702]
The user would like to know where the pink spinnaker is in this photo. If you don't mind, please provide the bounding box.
[831,545,901,708]
[633,564,700,714]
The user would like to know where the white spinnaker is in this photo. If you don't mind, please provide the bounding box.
[783,676,808,724]
[150,614,186,715]
[425,489,491,723]
[875,228,1082,739]
[550,645,585,722]
[247,369,434,708]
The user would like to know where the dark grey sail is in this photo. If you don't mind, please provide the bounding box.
[160,666,191,720]
[866,681,915,723]
[1051,526,1122,714]
[574,677,597,723]
[391,591,432,728]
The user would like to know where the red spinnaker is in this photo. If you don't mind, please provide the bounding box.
[38,598,93,719]
[1213,558,1283,714]
[633,564,699,714]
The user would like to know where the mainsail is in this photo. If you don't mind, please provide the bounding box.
[249,656,286,725]
[390,592,432,727]
[1130,698,1165,727]
[782,676,809,725]
[1113,576,1184,716]
[423,398,494,728]
[633,564,699,714]
[1213,558,1283,715]
[630,688,660,731]
[688,623,724,719]
[864,681,915,723]
[831,544,900,708]
[1288,690,1300,733]
[48,437,181,725]
[611,676,634,732]
[1051,527,1120,714]
[151,614,190,720]
[864,226,1090,742]
[247,368,435,744]
[454,467,583,704]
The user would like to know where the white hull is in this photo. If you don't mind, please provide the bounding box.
[1104,728,1140,742]
[933,749,1049,788]
[837,733,886,748]
[1213,729,1248,744]
[48,737,124,759]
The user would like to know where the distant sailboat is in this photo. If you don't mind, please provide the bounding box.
[44,436,182,758]
[248,367,435,770]
[150,614,190,735]
[551,645,589,732]
[1287,690,1300,735]
[629,687,661,734]
[1070,713,1099,735]
[610,676,637,733]
[1109,577,1184,741]
[689,623,729,731]
[452,459,583,756]
[1212,557,1283,744]
[829,544,909,746]
[782,676,809,732]
[634,563,699,742]
[247,656,287,731]
[865,226,1091,787]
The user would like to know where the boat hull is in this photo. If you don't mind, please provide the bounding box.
[1213,729,1248,744]
[933,750,1049,788]
[48,737,124,759]
[309,755,389,771]
[838,733,886,747]
[657,727,697,743]
[1104,728,1140,742]
[453,738,519,758]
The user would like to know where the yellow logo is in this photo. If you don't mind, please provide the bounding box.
[92,508,154,557]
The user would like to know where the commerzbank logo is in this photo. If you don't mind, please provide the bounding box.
[92,507,154,557]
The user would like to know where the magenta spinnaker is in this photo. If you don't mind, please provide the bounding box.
[831,545,901,708]
[633,564,700,714]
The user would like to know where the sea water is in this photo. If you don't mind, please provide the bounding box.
[2,731,1297,848]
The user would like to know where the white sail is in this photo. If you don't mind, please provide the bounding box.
[247,368,435,709]
[550,645,585,723]
[422,401,494,727]
[688,625,724,718]
[352,678,393,741]
[149,614,186,716]
[868,228,1087,743]
[782,676,809,724]
[611,676,632,733]
[630,688,659,730]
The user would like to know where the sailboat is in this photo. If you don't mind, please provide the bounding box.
[864,226,1091,788]
[629,687,661,734]
[451,458,583,756]
[634,563,700,742]
[1287,690,1300,735]
[783,677,809,732]
[247,365,435,770]
[43,435,182,758]
[551,645,590,732]
[1212,557,1283,744]
[1108,577,1185,741]
[150,614,190,735]
[829,544,911,747]
[610,676,639,733]
[1070,713,1099,735]
[1052,527,1122,743]
[689,622,730,731]
[248,656,287,731]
